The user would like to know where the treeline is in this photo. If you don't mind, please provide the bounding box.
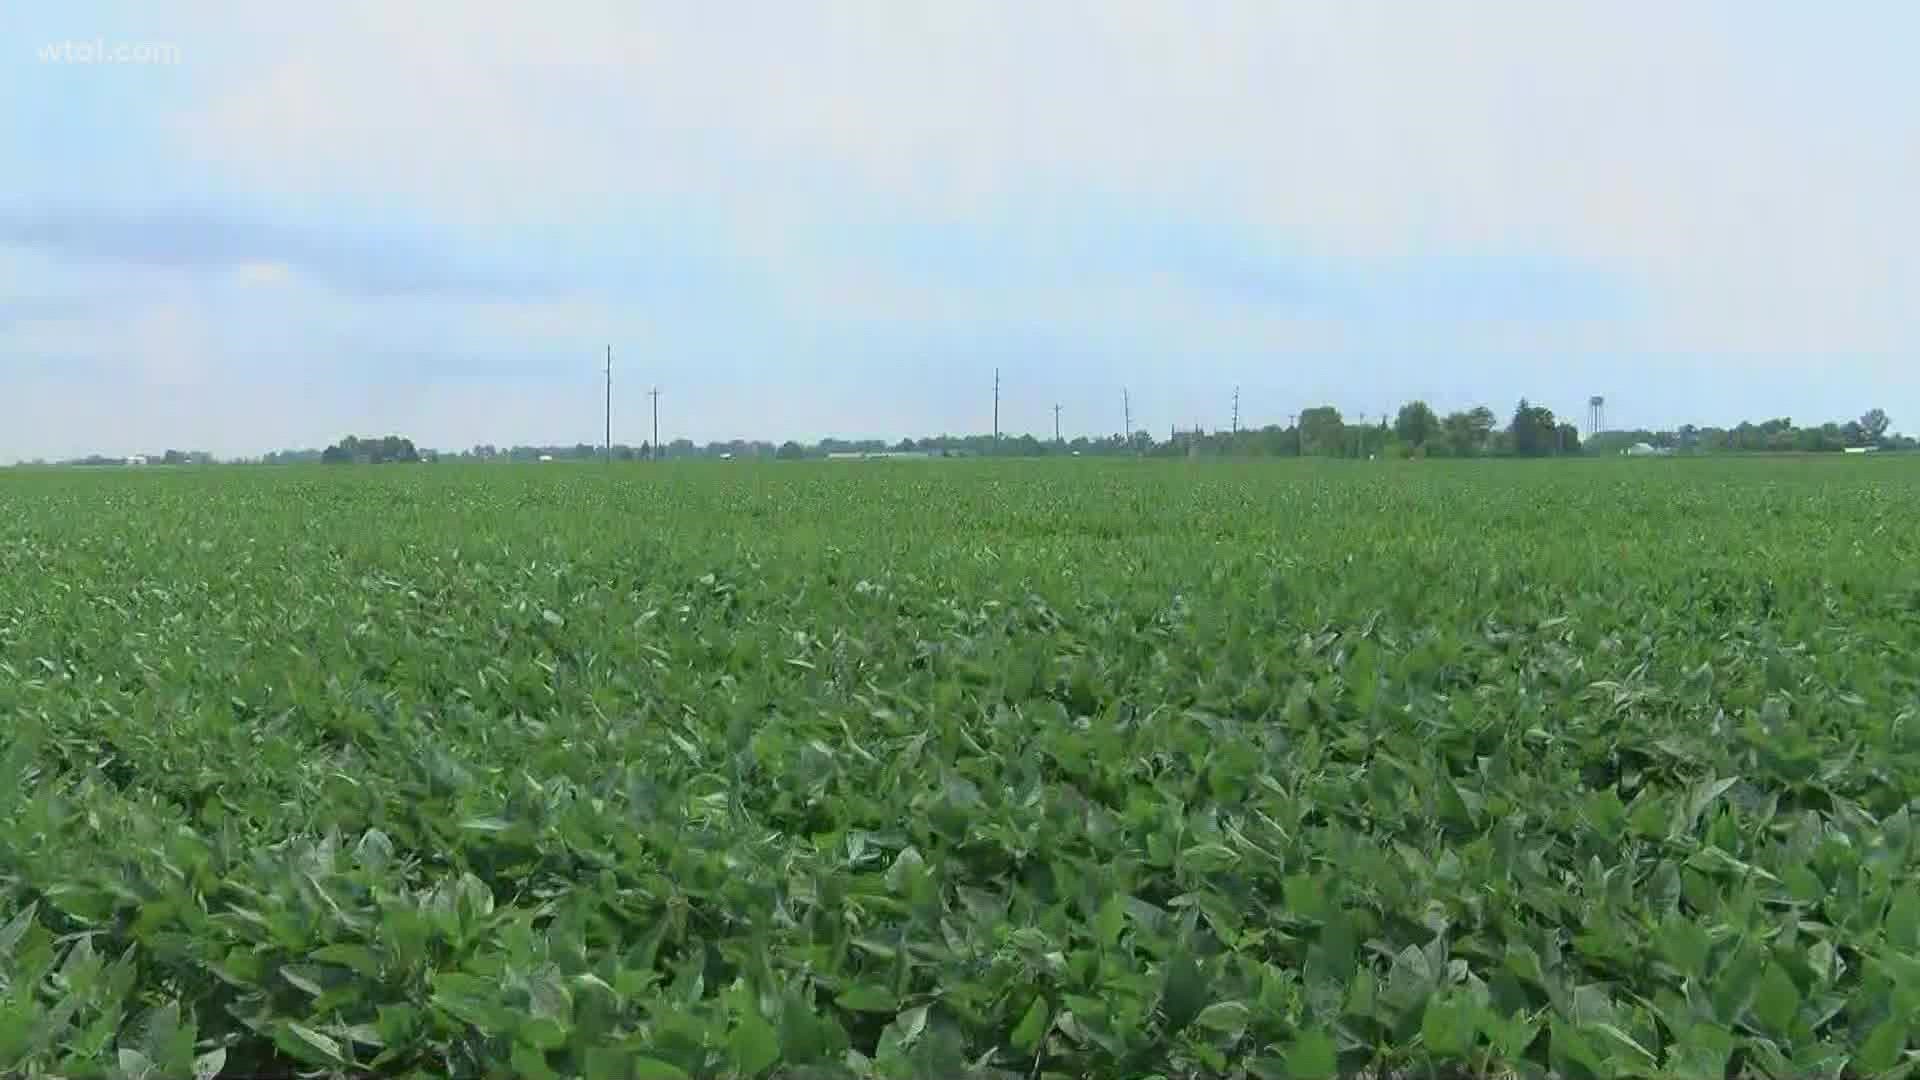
[1584,410,1911,455]
[40,449,214,467]
[424,402,1558,461]
[319,434,422,464]
[41,401,1901,469]
[286,400,1904,466]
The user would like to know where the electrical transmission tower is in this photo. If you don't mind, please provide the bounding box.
[1232,387,1240,435]
[1053,403,1062,443]
[1123,388,1131,446]
[604,346,612,464]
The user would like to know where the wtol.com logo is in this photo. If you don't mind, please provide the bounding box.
[36,39,182,65]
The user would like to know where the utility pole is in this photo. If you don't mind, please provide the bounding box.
[993,368,1001,442]
[1123,388,1132,447]
[604,345,613,464]
[649,386,661,460]
[1232,387,1240,435]
[1053,403,1062,444]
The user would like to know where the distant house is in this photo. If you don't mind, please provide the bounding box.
[1844,446,1879,454]
[124,455,147,466]
[537,454,554,462]
[825,451,932,461]
[1624,442,1668,457]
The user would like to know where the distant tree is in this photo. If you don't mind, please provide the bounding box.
[1440,407,1496,456]
[1394,401,1439,448]
[1508,399,1560,457]
[1297,406,1345,456]
[1861,408,1891,445]
[1556,423,1582,454]
[321,434,417,464]
[776,440,805,460]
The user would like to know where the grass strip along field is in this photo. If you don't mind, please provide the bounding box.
[4,457,1920,1079]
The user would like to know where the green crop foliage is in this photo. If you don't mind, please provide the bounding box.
[4,456,1920,1078]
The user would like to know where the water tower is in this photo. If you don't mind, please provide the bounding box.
[1588,395,1606,437]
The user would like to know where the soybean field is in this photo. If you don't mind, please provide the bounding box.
[4,456,1920,1079]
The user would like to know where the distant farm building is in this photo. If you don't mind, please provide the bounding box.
[826,451,932,461]
[1624,442,1671,457]
[1844,446,1880,454]
[538,454,554,462]
[125,455,147,466]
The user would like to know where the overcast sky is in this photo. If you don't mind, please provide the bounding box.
[4,3,1916,459]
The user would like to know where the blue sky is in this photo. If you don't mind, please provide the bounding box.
[3,2,1916,459]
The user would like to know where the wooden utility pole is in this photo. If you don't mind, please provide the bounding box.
[993,369,1000,442]
[604,346,612,463]
[649,387,661,460]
